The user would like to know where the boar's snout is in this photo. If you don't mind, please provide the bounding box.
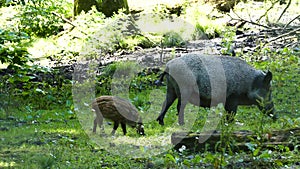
[259,99,276,120]
[137,123,145,135]
[254,71,276,120]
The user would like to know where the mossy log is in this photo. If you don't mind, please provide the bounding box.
[171,128,300,152]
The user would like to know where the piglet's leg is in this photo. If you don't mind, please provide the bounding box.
[121,122,127,135]
[93,115,103,133]
[111,122,119,135]
[93,118,97,133]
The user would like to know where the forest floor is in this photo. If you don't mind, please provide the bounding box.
[0,0,299,168]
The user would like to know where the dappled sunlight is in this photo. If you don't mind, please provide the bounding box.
[134,2,226,41]
[0,6,19,30]
[28,37,82,66]
[90,131,173,158]
[45,128,82,135]
[136,14,195,40]
[87,104,211,158]
[28,39,58,58]
[0,161,17,168]
[0,145,51,168]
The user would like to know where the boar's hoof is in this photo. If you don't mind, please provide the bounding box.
[269,113,278,121]
[156,118,164,125]
[154,80,162,86]
[226,117,235,123]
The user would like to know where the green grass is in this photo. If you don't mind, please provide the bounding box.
[2,50,299,168]
[0,108,146,168]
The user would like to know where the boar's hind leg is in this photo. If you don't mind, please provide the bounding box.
[93,115,103,133]
[157,86,177,125]
[224,103,237,123]
[177,98,188,125]
[111,122,119,135]
[121,122,127,135]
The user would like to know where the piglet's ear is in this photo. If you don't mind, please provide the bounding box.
[264,71,272,83]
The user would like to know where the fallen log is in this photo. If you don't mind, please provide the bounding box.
[171,128,300,152]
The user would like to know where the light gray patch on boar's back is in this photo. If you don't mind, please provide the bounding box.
[220,56,259,97]
[166,54,227,106]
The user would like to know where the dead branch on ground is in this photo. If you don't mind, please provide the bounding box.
[227,4,299,54]
[277,0,292,23]
[51,11,88,37]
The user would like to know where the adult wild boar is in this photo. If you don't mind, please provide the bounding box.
[156,54,275,125]
[92,96,145,135]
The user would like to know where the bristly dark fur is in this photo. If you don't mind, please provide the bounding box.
[156,54,275,125]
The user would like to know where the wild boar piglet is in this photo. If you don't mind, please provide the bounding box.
[92,96,145,135]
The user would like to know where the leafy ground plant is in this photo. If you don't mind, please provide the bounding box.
[0,29,31,68]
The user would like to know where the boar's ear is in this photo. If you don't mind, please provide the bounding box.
[263,71,272,84]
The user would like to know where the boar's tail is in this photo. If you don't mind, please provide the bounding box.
[154,69,168,86]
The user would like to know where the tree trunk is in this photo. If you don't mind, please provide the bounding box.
[73,0,98,17]
[73,0,129,18]
[100,0,129,17]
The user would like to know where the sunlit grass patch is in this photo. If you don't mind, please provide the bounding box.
[90,133,173,158]
[0,161,17,168]
[45,128,81,135]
